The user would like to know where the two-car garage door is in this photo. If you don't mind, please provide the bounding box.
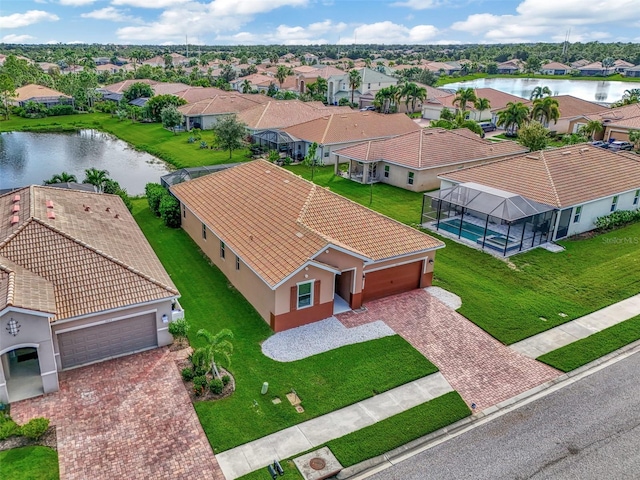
[58,313,157,369]
[362,261,423,303]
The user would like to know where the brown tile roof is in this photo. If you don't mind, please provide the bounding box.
[0,256,56,315]
[101,79,157,93]
[518,95,606,119]
[335,128,527,169]
[541,62,571,70]
[237,101,352,130]
[174,87,229,103]
[283,112,420,145]
[0,186,178,321]
[171,160,443,287]
[177,94,266,116]
[440,144,640,208]
[15,84,70,102]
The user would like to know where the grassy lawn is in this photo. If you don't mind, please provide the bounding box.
[0,446,59,480]
[237,391,470,480]
[132,199,438,452]
[537,315,640,372]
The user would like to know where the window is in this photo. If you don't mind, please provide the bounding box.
[384,165,390,178]
[367,83,371,90]
[235,255,240,270]
[220,241,226,259]
[634,190,639,206]
[297,281,313,309]
[324,151,329,157]
[407,172,415,185]
[573,206,582,223]
[183,206,186,218]
[611,195,619,212]
[202,223,206,239]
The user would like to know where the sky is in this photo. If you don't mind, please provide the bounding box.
[1,0,640,46]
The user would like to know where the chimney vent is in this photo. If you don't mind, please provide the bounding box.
[106,207,111,212]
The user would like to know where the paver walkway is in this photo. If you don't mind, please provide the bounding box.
[11,348,224,480]
[216,373,453,480]
[511,293,640,358]
[338,289,559,411]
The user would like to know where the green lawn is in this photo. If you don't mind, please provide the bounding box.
[538,314,640,372]
[132,199,438,453]
[0,446,59,480]
[237,392,470,480]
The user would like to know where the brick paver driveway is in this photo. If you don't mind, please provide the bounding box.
[11,348,224,480]
[338,289,560,411]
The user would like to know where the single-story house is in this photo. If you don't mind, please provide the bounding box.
[577,62,608,76]
[540,62,571,75]
[623,65,640,78]
[358,82,447,113]
[496,60,523,74]
[12,84,72,108]
[512,95,607,134]
[282,111,421,164]
[177,93,266,130]
[422,87,524,122]
[334,128,527,191]
[568,103,640,142]
[613,59,634,74]
[230,73,275,93]
[100,79,190,96]
[423,144,640,255]
[171,160,443,332]
[0,186,181,404]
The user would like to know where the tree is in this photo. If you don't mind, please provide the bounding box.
[276,65,290,90]
[430,112,483,136]
[629,130,640,152]
[212,115,247,159]
[83,168,110,192]
[516,121,550,151]
[531,97,560,126]
[348,69,362,106]
[241,79,251,93]
[524,57,541,75]
[579,120,603,140]
[473,97,491,118]
[122,82,154,102]
[144,94,187,122]
[44,171,77,184]
[0,74,16,120]
[602,57,614,76]
[302,142,319,180]
[529,86,552,100]
[496,102,530,136]
[192,328,233,379]
[453,87,477,113]
[220,64,236,83]
[161,105,182,134]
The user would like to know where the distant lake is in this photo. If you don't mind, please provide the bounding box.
[440,77,637,104]
[0,130,172,195]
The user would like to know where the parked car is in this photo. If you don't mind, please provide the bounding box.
[359,106,376,111]
[609,141,633,151]
[590,141,610,149]
[479,122,497,132]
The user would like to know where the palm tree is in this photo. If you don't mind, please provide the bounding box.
[44,171,77,185]
[191,328,233,379]
[628,130,640,152]
[496,102,530,136]
[411,85,427,113]
[453,87,477,113]
[275,65,290,90]
[315,77,328,98]
[83,168,110,193]
[602,57,614,76]
[531,97,560,126]
[473,97,491,120]
[348,69,362,106]
[241,79,251,94]
[619,88,640,105]
[579,120,603,140]
[529,86,552,100]
[375,87,392,113]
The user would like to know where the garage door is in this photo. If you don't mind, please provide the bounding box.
[362,261,422,303]
[58,313,157,369]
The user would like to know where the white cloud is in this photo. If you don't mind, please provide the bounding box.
[391,0,440,10]
[81,7,139,22]
[34,0,48,3]
[1,34,37,43]
[0,10,59,29]
[59,0,96,5]
[112,0,189,7]
[214,19,344,45]
[346,21,438,44]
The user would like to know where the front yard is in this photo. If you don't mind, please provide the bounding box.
[0,446,59,480]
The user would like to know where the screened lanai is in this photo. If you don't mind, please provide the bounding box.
[251,130,303,159]
[422,182,556,256]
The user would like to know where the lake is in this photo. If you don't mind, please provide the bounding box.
[440,77,637,104]
[0,130,172,195]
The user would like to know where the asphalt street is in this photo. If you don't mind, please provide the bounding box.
[365,351,640,480]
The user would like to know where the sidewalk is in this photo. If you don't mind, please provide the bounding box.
[215,373,453,480]
[510,293,640,358]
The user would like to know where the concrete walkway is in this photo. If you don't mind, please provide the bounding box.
[511,293,640,358]
[215,373,453,480]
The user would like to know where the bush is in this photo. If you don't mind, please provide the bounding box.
[221,374,231,386]
[194,365,208,377]
[19,417,49,440]
[595,209,640,230]
[169,318,190,338]
[0,419,19,440]
[48,104,75,116]
[209,378,224,394]
[145,183,166,216]
[159,194,181,228]
[193,376,207,395]
[181,367,195,382]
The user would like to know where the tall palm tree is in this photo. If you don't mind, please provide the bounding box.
[411,85,427,113]
[275,65,290,90]
[496,102,530,136]
[348,69,362,106]
[192,328,233,379]
[628,129,640,151]
[400,82,417,112]
[453,87,477,113]
[83,168,110,193]
[531,97,560,126]
[315,77,328,98]
[579,120,603,140]
[241,79,251,94]
[529,86,552,100]
[375,87,392,113]
[44,171,77,185]
[473,97,491,119]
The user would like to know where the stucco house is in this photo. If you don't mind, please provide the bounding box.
[513,95,607,134]
[623,65,640,78]
[171,160,443,332]
[423,145,640,255]
[0,186,181,403]
[334,128,527,191]
[540,62,571,75]
[568,103,640,142]
[12,84,72,108]
[422,87,523,122]
[326,68,398,105]
[177,93,266,130]
[496,60,523,74]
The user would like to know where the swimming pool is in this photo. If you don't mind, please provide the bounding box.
[436,218,501,242]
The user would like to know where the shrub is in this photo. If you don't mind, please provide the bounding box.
[209,378,224,394]
[0,419,19,440]
[159,193,181,228]
[181,368,195,382]
[193,376,207,395]
[48,105,75,116]
[595,209,640,230]
[199,141,208,149]
[194,365,208,377]
[187,136,196,144]
[19,417,49,440]
[221,374,231,386]
[145,183,166,216]
[169,318,190,338]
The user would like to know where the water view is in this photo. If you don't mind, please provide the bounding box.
[0,130,171,195]
[440,77,638,104]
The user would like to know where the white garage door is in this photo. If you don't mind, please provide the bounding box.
[58,313,157,369]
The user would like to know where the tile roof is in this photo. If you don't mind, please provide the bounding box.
[0,186,178,321]
[15,84,70,102]
[237,101,352,130]
[283,112,420,144]
[173,87,229,103]
[171,160,443,287]
[101,79,157,93]
[428,88,524,111]
[580,103,640,127]
[335,128,526,169]
[177,94,266,116]
[440,144,640,208]
[0,256,56,315]
[518,95,606,119]
[541,62,571,70]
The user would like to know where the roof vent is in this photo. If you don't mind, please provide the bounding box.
[12,194,20,203]
[84,205,91,212]
[580,147,589,152]
[114,213,120,219]
[295,232,304,238]
[265,170,271,174]
[11,204,19,213]
[562,151,572,155]
[47,211,55,220]
[46,200,54,208]
[10,215,19,225]
[283,179,290,183]
[106,207,111,212]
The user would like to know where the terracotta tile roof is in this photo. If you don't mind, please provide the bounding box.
[0,186,178,321]
[283,112,420,145]
[0,256,56,315]
[14,84,70,102]
[518,95,605,119]
[335,128,527,169]
[101,79,157,93]
[440,144,640,208]
[150,82,192,95]
[177,94,265,116]
[174,87,229,103]
[237,101,352,130]
[171,160,443,287]
[581,103,640,126]
[542,62,571,70]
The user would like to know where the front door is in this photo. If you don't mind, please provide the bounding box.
[2,348,44,403]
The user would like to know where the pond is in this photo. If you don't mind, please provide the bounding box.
[440,77,638,104]
[0,130,172,195]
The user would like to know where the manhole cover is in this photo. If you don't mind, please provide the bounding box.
[309,458,326,470]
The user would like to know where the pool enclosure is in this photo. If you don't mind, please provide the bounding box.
[422,182,556,256]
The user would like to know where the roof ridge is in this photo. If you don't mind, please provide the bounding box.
[418,128,424,168]
[539,151,562,207]
[256,101,270,128]
[321,113,334,144]
[298,183,316,224]
[3,266,15,308]
[0,217,34,249]
[28,218,179,296]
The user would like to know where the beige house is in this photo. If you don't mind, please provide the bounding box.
[326,68,398,105]
[422,88,524,122]
[568,103,640,142]
[334,128,527,191]
[171,161,443,332]
[512,95,607,134]
[13,84,72,108]
[177,93,267,130]
[0,187,181,404]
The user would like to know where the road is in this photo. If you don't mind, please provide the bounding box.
[365,351,640,480]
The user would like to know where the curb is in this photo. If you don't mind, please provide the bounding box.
[337,339,640,480]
